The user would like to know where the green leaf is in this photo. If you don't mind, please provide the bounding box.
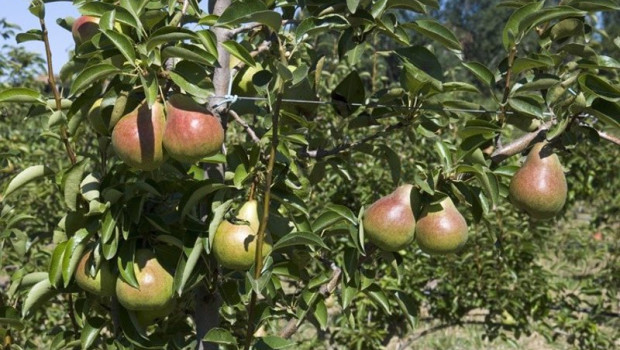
[312,211,345,233]
[386,0,427,13]
[180,181,228,219]
[70,64,120,95]
[207,200,233,253]
[62,161,86,211]
[61,229,91,287]
[462,61,495,87]
[22,277,58,317]
[79,3,139,29]
[365,284,391,314]
[314,298,328,330]
[0,87,44,104]
[518,6,586,36]
[508,96,544,119]
[217,1,281,31]
[567,0,620,11]
[145,26,198,51]
[203,328,237,345]
[502,1,544,50]
[326,204,358,225]
[512,57,554,75]
[15,30,43,43]
[139,72,158,108]
[0,306,24,330]
[48,241,68,288]
[405,19,461,51]
[396,46,443,83]
[588,99,620,130]
[295,15,349,43]
[222,40,256,68]
[273,232,328,251]
[3,165,54,199]
[102,29,136,65]
[255,336,295,349]
[347,0,360,13]
[162,45,216,66]
[177,239,203,295]
[81,317,106,350]
[117,241,139,289]
[331,71,365,117]
[578,74,620,102]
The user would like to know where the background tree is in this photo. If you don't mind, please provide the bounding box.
[1,0,619,349]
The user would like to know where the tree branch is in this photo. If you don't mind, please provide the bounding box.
[279,262,342,339]
[244,90,284,350]
[228,109,260,144]
[490,121,552,164]
[299,121,409,159]
[39,14,76,166]
[593,128,620,146]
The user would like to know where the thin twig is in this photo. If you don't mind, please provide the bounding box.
[300,121,409,159]
[228,109,260,143]
[593,128,620,146]
[279,262,342,339]
[244,90,284,350]
[39,15,76,165]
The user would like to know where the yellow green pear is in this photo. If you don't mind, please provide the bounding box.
[212,200,273,270]
[115,249,175,311]
[74,249,116,297]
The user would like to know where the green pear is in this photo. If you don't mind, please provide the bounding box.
[134,299,177,326]
[362,184,416,252]
[163,94,225,163]
[111,101,165,171]
[115,249,175,311]
[212,200,273,270]
[509,142,567,219]
[74,249,116,297]
[415,197,468,255]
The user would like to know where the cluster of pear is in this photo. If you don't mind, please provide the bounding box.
[74,248,175,325]
[212,200,273,271]
[87,93,225,170]
[363,185,468,254]
[363,142,567,253]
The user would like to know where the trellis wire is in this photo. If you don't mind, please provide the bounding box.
[209,94,558,116]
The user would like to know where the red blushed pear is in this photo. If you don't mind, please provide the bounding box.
[362,184,416,252]
[111,102,165,171]
[72,16,100,45]
[509,142,567,220]
[415,197,468,255]
[163,94,225,163]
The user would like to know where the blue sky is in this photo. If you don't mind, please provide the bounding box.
[1,1,79,72]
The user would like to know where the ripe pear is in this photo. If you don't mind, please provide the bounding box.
[415,197,468,255]
[111,101,165,171]
[72,16,100,45]
[509,142,567,219]
[212,200,273,270]
[74,249,116,297]
[362,184,416,252]
[163,94,225,163]
[116,249,175,311]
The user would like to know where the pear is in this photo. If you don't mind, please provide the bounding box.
[415,197,468,255]
[111,101,165,171]
[212,200,273,270]
[163,94,224,163]
[509,142,567,219]
[362,184,416,252]
[72,16,100,45]
[116,249,175,311]
[74,249,116,297]
[134,299,177,326]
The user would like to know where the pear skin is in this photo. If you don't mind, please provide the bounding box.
[212,200,273,270]
[163,94,224,163]
[362,184,416,252]
[116,249,175,311]
[72,16,100,45]
[75,249,116,297]
[415,197,468,255]
[111,102,165,171]
[509,142,567,220]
